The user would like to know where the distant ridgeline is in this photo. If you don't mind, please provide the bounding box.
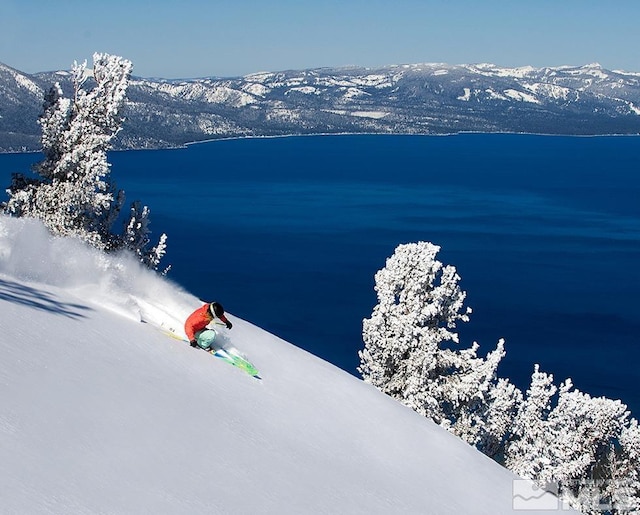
[1,61,640,152]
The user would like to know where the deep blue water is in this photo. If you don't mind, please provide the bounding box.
[2,134,639,413]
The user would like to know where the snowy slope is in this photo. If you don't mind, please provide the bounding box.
[0,216,573,514]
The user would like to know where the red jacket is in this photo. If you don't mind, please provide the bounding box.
[184,303,230,341]
[184,304,214,341]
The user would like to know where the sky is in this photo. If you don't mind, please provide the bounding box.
[2,0,639,79]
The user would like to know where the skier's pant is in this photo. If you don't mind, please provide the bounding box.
[194,329,217,350]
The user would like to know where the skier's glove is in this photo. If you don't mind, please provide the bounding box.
[226,321,233,330]
[189,339,198,348]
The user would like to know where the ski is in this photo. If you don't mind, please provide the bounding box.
[157,327,260,378]
[210,348,260,378]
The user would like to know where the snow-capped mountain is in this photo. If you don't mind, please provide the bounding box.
[0,62,48,152]
[0,215,577,514]
[2,60,640,152]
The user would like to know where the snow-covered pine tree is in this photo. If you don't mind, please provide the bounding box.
[4,53,167,269]
[359,241,519,453]
[505,366,640,514]
[5,55,128,247]
[554,388,637,515]
[505,364,558,480]
[605,418,640,513]
[123,201,168,271]
[479,377,523,458]
[549,380,628,481]
[359,242,471,406]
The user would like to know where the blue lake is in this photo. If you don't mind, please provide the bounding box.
[2,134,639,413]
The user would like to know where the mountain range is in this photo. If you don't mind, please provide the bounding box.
[1,60,640,152]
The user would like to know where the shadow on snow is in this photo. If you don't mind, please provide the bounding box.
[0,277,92,319]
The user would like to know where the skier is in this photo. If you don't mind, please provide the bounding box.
[185,301,233,350]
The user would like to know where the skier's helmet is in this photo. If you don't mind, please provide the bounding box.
[210,302,225,317]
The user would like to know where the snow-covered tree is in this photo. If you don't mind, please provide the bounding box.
[359,242,519,454]
[606,419,640,513]
[359,242,471,402]
[505,365,558,479]
[123,201,168,272]
[476,376,523,458]
[360,242,640,513]
[4,53,167,269]
[505,365,640,514]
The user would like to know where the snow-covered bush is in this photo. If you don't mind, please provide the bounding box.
[4,53,167,270]
[359,241,519,455]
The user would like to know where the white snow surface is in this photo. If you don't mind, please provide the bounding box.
[0,216,571,514]
[503,89,540,104]
[13,73,42,96]
[457,88,472,101]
